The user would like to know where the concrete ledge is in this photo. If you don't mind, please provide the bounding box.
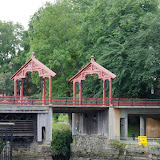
[0,105,50,113]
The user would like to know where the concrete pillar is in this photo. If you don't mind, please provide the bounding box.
[120,109,128,139]
[124,116,128,138]
[37,108,52,144]
[47,108,53,142]
[79,113,84,134]
[140,116,145,136]
[98,110,108,136]
[120,117,128,139]
[72,113,76,135]
[121,118,125,138]
[68,113,72,130]
[109,107,120,140]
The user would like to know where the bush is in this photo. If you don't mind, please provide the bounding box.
[51,129,72,157]
[53,113,59,122]
[156,140,160,145]
[109,140,126,149]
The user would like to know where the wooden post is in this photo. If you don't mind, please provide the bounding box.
[43,77,46,105]
[79,81,82,105]
[109,78,112,105]
[14,79,17,104]
[73,81,76,105]
[49,76,52,104]
[20,79,23,105]
[103,79,106,105]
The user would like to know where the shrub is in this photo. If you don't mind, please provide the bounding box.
[53,113,59,122]
[150,146,155,151]
[156,140,160,145]
[51,129,72,157]
[109,140,126,149]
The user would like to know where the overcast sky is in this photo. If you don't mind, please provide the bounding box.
[0,0,55,29]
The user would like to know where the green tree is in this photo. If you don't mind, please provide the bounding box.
[51,129,72,158]
[0,21,26,95]
[11,30,30,72]
[0,21,24,73]
[0,72,14,95]
[29,1,82,97]
[80,0,160,98]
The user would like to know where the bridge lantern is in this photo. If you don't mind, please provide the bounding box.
[18,79,23,86]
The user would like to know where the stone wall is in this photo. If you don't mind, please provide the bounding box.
[70,135,160,160]
[13,141,52,160]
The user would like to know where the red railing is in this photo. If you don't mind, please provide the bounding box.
[113,98,160,106]
[0,96,159,106]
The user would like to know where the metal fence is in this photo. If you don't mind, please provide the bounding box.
[0,123,14,160]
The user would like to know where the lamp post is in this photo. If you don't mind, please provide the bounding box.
[18,79,23,86]
[151,84,154,99]
[41,78,45,86]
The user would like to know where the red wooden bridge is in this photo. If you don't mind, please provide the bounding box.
[0,96,159,106]
[2,53,158,107]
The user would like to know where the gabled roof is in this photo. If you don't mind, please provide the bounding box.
[69,56,116,82]
[10,52,56,80]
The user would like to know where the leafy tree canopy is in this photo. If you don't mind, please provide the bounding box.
[0,72,14,95]
[0,21,24,72]
[80,0,160,98]
[0,21,27,95]
[2,0,159,98]
[29,1,83,97]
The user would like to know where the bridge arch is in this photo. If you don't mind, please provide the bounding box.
[69,56,117,105]
[10,52,56,105]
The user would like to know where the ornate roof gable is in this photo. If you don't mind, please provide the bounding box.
[10,52,56,80]
[69,56,116,82]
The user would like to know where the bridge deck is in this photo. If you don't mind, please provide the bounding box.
[0,104,160,114]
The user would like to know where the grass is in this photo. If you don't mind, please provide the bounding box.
[52,122,70,130]
[128,124,140,137]
[52,113,70,130]
[58,114,69,122]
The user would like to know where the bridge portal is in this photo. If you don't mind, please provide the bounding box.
[10,52,56,105]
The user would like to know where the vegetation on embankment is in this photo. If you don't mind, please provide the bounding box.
[109,140,127,149]
[52,113,70,130]
[52,114,72,160]
[52,122,70,130]
[51,129,72,160]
